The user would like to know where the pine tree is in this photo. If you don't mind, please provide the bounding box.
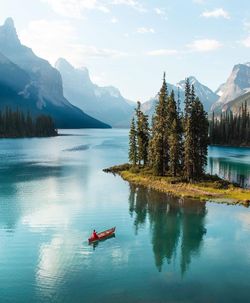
[136,101,150,166]
[129,116,138,166]
[166,90,181,176]
[183,80,194,181]
[192,97,209,177]
[149,73,168,175]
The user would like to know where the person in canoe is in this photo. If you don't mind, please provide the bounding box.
[91,230,99,240]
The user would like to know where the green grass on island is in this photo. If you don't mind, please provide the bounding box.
[103,164,250,206]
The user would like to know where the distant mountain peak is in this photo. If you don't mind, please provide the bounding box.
[55,58,89,75]
[0,17,20,44]
[55,58,91,86]
[56,57,134,127]
[212,62,250,111]
[4,17,15,28]
[188,75,198,82]
[55,58,74,70]
[177,76,198,87]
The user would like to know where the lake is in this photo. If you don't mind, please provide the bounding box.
[0,129,250,303]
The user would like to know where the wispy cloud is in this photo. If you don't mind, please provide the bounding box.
[243,20,250,32]
[147,39,222,56]
[154,7,167,19]
[241,37,250,48]
[110,17,118,23]
[147,49,178,56]
[241,20,250,47]
[111,0,146,12]
[20,19,127,66]
[137,27,155,34]
[193,0,206,4]
[187,39,222,52]
[201,8,230,19]
[41,0,109,18]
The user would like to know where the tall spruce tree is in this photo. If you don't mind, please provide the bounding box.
[192,97,209,177]
[149,73,168,175]
[183,80,195,181]
[166,90,182,176]
[129,116,138,166]
[136,101,150,166]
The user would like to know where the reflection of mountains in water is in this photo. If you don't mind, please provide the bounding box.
[129,184,207,274]
[208,157,250,188]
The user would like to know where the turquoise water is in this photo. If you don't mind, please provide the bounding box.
[0,129,249,303]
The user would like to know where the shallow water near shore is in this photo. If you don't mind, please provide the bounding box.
[0,129,249,303]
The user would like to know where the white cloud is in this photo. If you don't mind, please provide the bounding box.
[187,39,222,52]
[154,8,167,20]
[241,20,250,47]
[201,8,230,19]
[20,19,127,66]
[111,0,146,12]
[243,20,250,32]
[193,0,206,4]
[41,0,109,18]
[137,27,155,34]
[111,17,118,23]
[241,36,250,48]
[147,49,178,56]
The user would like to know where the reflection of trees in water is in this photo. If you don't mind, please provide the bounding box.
[208,157,250,188]
[128,184,207,274]
[180,201,207,275]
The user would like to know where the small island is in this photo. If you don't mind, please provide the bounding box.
[104,75,250,206]
[0,107,58,138]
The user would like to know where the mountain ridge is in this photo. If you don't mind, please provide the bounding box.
[55,58,134,127]
[212,62,250,113]
[0,18,110,129]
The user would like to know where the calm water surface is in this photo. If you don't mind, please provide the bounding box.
[0,129,249,303]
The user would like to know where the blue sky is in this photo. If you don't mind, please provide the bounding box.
[1,0,250,101]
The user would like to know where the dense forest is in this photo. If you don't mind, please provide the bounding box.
[209,102,250,146]
[0,107,58,138]
[129,75,208,181]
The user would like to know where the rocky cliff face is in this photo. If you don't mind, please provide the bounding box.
[212,63,250,112]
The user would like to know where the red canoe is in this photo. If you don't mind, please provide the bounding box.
[88,227,116,243]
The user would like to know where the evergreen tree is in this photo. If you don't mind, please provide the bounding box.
[183,81,195,181]
[136,101,150,166]
[149,73,168,175]
[129,116,138,166]
[0,107,57,138]
[192,97,209,177]
[127,75,210,182]
[210,103,250,146]
[166,90,181,176]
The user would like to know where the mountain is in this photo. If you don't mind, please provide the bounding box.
[212,63,250,112]
[177,76,219,111]
[141,76,219,118]
[55,58,134,127]
[0,18,110,129]
[141,83,182,118]
[215,82,226,97]
[220,91,250,114]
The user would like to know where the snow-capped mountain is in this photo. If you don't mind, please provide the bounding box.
[177,76,219,110]
[55,58,134,127]
[141,76,219,118]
